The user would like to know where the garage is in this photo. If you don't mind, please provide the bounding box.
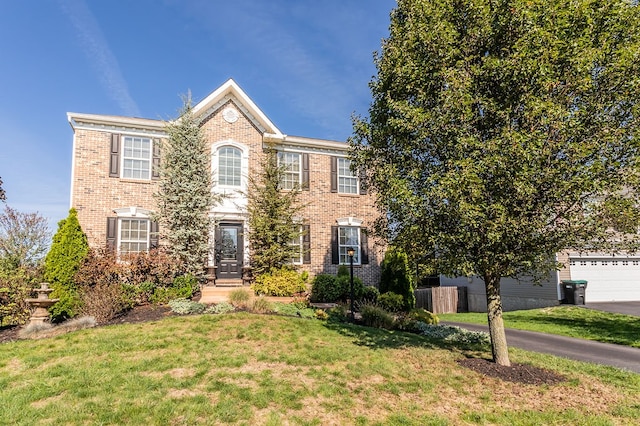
[568,256,640,302]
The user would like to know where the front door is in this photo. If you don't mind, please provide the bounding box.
[215,222,243,279]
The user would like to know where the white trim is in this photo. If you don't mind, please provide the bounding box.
[117,217,151,254]
[336,217,363,227]
[192,78,284,137]
[212,140,249,191]
[69,131,77,208]
[113,207,153,218]
[264,133,348,155]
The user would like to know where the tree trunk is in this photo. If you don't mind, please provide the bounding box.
[484,273,511,366]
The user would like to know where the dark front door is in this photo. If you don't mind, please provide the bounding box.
[216,222,243,279]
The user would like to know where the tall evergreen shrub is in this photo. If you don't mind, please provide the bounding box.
[379,246,415,310]
[44,208,89,321]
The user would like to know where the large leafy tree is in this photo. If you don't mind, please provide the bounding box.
[246,146,305,276]
[155,97,218,276]
[0,205,50,270]
[351,0,640,365]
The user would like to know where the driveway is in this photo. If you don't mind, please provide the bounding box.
[583,301,640,316]
[444,322,640,373]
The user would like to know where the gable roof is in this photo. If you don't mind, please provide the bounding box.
[192,78,284,138]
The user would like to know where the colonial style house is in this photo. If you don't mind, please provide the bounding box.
[68,79,383,285]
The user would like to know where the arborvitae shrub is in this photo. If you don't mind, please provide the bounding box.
[337,265,349,277]
[335,275,365,302]
[362,286,380,303]
[45,208,89,322]
[379,246,415,310]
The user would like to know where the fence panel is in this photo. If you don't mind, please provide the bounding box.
[414,287,468,313]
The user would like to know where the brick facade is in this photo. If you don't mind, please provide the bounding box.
[69,80,383,285]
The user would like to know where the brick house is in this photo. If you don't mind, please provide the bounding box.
[68,79,383,285]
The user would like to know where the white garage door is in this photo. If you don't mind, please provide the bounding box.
[569,258,640,302]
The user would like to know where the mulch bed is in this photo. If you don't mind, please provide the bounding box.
[458,358,566,385]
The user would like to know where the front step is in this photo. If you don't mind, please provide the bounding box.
[214,279,244,287]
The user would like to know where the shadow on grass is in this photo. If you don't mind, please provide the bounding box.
[323,319,485,353]
[505,308,640,346]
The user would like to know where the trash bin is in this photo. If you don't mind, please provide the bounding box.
[562,280,588,305]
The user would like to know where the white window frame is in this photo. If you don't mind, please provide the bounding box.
[289,227,304,265]
[338,226,360,265]
[278,152,302,190]
[122,136,152,180]
[218,146,243,187]
[113,207,153,255]
[118,218,150,254]
[337,157,358,194]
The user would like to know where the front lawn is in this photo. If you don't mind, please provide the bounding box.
[1,312,639,425]
[439,306,640,347]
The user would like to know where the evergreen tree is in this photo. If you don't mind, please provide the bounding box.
[0,176,6,201]
[155,96,217,276]
[351,0,640,365]
[379,246,415,310]
[246,146,305,276]
[44,208,89,321]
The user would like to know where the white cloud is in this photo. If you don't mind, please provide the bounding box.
[59,0,140,117]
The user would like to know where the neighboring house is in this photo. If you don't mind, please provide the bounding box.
[441,251,640,312]
[68,79,383,285]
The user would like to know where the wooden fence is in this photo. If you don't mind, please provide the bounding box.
[414,287,468,313]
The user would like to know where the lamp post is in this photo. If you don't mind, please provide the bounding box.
[347,247,356,321]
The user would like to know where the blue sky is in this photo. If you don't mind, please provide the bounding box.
[0,0,394,230]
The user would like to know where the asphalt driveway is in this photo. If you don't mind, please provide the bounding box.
[444,322,640,373]
[584,301,640,316]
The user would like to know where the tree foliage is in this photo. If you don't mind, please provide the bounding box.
[155,96,218,277]
[0,176,6,202]
[246,146,305,276]
[351,0,640,365]
[44,208,89,321]
[0,205,50,270]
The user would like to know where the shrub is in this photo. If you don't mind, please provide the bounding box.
[150,274,198,304]
[415,323,490,347]
[119,249,182,288]
[168,298,206,315]
[250,296,274,314]
[205,302,235,315]
[79,281,128,324]
[228,288,252,309]
[326,304,348,323]
[251,267,308,296]
[377,291,405,313]
[361,286,380,303]
[335,275,365,302]
[311,273,365,303]
[337,265,350,277]
[0,266,40,326]
[315,309,329,320]
[359,303,395,329]
[408,308,439,325]
[45,208,89,321]
[310,274,338,302]
[379,246,415,310]
[75,248,128,321]
[272,302,315,318]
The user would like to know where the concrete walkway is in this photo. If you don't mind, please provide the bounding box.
[197,286,294,304]
[444,321,640,373]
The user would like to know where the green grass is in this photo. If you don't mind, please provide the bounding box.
[439,306,640,347]
[1,312,639,425]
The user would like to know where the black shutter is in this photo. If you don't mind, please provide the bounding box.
[359,170,367,195]
[106,217,117,251]
[150,221,159,249]
[302,224,311,264]
[360,229,369,264]
[330,156,338,193]
[152,139,161,180]
[109,134,120,177]
[301,153,310,190]
[331,225,339,264]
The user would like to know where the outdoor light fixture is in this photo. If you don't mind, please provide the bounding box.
[347,247,356,321]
